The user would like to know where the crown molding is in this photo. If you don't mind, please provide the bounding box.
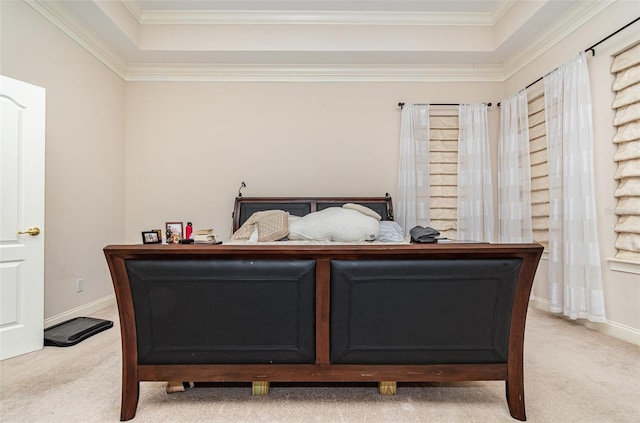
[137,10,494,26]
[121,0,143,23]
[502,0,614,80]
[26,0,128,79]
[24,0,504,83]
[25,0,616,84]
[125,63,504,83]
[490,0,517,23]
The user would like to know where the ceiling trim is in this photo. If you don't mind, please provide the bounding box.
[136,10,495,26]
[26,0,127,79]
[27,0,505,83]
[502,0,614,80]
[25,0,615,84]
[121,0,142,22]
[125,63,504,83]
[490,0,516,24]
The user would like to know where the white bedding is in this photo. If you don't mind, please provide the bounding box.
[288,207,379,242]
[224,237,411,246]
[230,204,406,244]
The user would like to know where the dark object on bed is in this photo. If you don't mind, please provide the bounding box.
[232,193,394,232]
[409,226,440,243]
[104,195,543,422]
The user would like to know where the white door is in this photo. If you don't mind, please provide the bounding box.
[0,75,46,360]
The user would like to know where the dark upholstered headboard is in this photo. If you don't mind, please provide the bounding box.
[232,194,394,232]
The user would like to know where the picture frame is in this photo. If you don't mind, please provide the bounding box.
[141,231,161,244]
[165,221,184,242]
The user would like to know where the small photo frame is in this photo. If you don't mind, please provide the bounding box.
[141,231,161,244]
[165,222,183,242]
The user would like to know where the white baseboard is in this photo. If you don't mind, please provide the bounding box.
[44,295,116,329]
[529,296,640,346]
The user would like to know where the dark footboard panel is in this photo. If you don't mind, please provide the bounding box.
[126,259,316,364]
[330,259,522,364]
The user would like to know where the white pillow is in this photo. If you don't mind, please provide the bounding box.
[288,215,302,224]
[377,221,405,242]
[342,203,382,221]
[288,207,380,242]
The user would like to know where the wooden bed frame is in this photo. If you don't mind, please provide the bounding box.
[104,196,543,421]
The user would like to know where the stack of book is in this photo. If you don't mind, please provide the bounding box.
[193,229,218,244]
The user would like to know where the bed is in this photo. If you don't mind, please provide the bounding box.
[104,195,543,421]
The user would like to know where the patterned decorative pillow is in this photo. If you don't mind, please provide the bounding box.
[230,221,256,240]
[257,211,289,241]
[231,210,288,241]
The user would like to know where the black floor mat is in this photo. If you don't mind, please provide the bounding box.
[44,317,113,347]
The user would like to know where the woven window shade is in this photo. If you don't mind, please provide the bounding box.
[527,94,549,248]
[429,113,459,239]
[612,43,640,261]
[414,107,431,228]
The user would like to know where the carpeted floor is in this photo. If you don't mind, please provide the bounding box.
[0,305,638,422]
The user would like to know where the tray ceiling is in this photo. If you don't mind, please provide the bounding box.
[26,0,613,81]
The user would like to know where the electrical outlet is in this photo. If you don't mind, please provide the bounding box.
[76,278,84,292]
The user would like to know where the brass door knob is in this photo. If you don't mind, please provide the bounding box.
[18,226,40,236]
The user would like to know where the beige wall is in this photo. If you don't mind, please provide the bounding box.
[2,0,637,339]
[124,82,500,242]
[504,0,640,333]
[0,1,126,319]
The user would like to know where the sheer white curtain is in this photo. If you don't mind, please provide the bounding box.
[397,104,430,233]
[457,103,494,242]
[498,90,533,242]
[544,51,606,322]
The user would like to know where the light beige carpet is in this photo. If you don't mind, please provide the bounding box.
[1,305,638,423]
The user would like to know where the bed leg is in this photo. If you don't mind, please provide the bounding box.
[506,380,526,421]
[378,381,397,395]
[120,378,139,421]
[252,381,270,395]
[166,381,186,393]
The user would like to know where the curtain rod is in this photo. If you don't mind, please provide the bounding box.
[498,17,640,107]
[585,17,639,56]
[398,102,492,109]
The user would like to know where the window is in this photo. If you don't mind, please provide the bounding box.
[527,93,550,249]
[427,102,551,244]
[611,43,640,262]
[428,97,550,245]
[429,110,459,239]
